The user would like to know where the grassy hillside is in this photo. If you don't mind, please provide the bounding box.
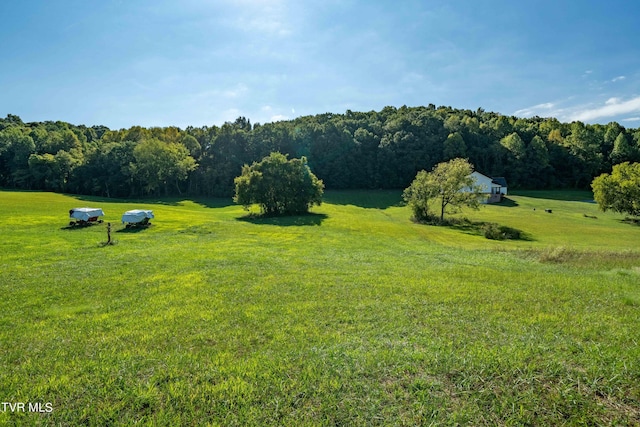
[0,190,639,425]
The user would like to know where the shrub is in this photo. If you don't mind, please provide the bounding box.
[483,223,522,240]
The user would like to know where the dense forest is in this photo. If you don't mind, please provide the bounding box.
[1,105,639,198]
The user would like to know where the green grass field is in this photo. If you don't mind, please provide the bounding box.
[1,189,639,425]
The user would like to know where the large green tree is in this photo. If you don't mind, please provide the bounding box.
[610,132,637,164]
[442,132,467,160]
[0,107,629,197]
[0,126,35,187]
[132,138,197,195]
[591,162,640,217]
[234,152,324,215]
[403,158,481,222]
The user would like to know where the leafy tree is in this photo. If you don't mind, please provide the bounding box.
[123,126,149,143]
[0,127,35,187]
[91,125,110,140]
[610,132,636,164]
[28,153,58,190]
[442,132,467,160]
[41,129,82,154]
[402,170,433,221]
[523,135,551,188]
[603,122,623,147]
[132,138,197,195]
[500,132,526,159]
[564,122,604,187]
[234,152,324,215]
[592,162,640,217]
[53,149,83,192]
[181,134,201,158]
[26,149,82,192]
[499,132,527,186]
[547,129,564,145]
[487,115,513,141]
[310,122,355,189]
[352,127,381,188]
[527,135,550,167]
[403,158,481,222]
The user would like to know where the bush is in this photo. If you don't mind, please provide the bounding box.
[483,223,522,240]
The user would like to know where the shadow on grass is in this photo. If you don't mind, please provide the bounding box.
[512,190,594,202]
[66,193,235,209]
[323,190,402,209]
[415,216,532,241]
[621,217,640,226]
[190,197,235,209]
[237,212,328,226]
[60,223,102,231]
[491,197,519,208]
[1,188,51,193]
[115,225,151,233]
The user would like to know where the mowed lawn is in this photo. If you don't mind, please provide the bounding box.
[0,190,639,426]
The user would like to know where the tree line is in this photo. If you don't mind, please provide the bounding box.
[1,105,639,198]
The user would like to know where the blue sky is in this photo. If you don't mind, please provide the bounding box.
[1,0,640,129]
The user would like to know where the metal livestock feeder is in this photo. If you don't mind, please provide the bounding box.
[121,209,154,228]
[69,207,105,226]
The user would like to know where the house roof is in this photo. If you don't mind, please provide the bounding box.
[492,177,508,187]
[471,172,508,188]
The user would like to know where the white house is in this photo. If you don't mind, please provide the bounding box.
[467,171,508,204]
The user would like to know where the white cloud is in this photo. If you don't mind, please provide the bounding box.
[255,106,290,123]
[514,102,555,117]
[270,114,289,122]
[568,96,640,122]
[612,76,626,82]
[622,117,640,122]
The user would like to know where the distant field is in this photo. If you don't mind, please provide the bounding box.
[0,190,639,425]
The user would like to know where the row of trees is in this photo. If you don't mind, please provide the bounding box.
[230,152,640,221]
[1,106,640,197]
